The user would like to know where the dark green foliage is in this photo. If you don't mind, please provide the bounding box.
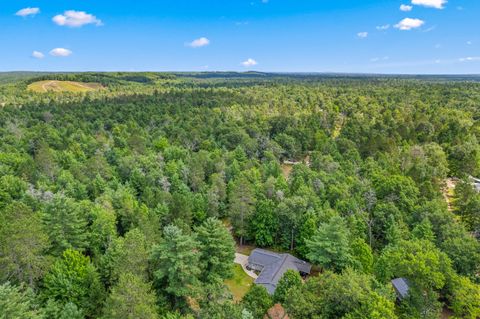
[197,282,242,319]
[453,179,480,233]
[375,240,454,318]
[242,285,273,319]
[196,218,236,283]
[42,249,104,318]
[306,216,353,272]
[250,199,278,247]
[102,228,150,286]
[283,268,397,319]
[150,225,200,309]
[228,175,256,245]
[0,202,49,287]
[103,273,159,319]
[42,196,88,256]
[273,269,303,304]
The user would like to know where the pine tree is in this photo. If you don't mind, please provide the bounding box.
[103,273,159,319]
[0,282,44,319]
[228,176,256,245]
[250,199,278,247]
[306,216,353,272]
[150,225,200,309]
[42,196,88,256]
[106,228,150,285]
[196,218,236,283]
[0,202,49,288]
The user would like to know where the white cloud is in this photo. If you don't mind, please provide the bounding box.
[400,4,413,11]
[357,32,368,38]
[187,37,210,48]
[53,10,102,27]
[411,0,447,9]
[32,51,45,59]
[370,56,390,62]
[242,58,258,67]
[459,57,480,62]
[394,18,425,30]
[16,7,40,17]
[376,24,390,31]
[49,48,73,57]
[467,41,472,45]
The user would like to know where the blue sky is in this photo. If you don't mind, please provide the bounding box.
[1,0,479,73]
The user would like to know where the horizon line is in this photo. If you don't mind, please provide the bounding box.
[2,70,480,77]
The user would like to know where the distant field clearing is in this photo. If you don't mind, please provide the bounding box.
[28,80,103,93]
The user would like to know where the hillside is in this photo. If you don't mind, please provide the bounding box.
[27,80,103,93]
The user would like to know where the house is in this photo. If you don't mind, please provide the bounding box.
[264,304,289,319]
[247,249,312,294]
[470,176,480,192]
[391,277,410,301]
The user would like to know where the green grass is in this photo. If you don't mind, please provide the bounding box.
[225,264,254,302]
[27,80,103,93]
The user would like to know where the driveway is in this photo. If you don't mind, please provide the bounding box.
[234,253,258,279]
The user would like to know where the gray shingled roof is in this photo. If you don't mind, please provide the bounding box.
[391,278,409,300]
[248,249,312,294]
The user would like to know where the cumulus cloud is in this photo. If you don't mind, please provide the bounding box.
[400,4,413,11]
[187,37,210,48]
[394,18,425,30]
[16,7,40,17]
[50,48,73,57]
[242,58,258,67]
[53,10,102,27]
[411,0,447,9]
[32,51,45,59]
[376,24,390,31]
[357,32,368,38]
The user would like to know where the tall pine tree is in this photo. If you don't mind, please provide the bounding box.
[150,225,200,309]
[196,218,235,283]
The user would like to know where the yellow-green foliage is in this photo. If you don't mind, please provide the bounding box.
[27,80,102,93]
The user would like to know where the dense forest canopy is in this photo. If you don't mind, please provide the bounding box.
[0,72,479,319]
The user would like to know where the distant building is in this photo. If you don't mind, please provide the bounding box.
[391,278,410,301]
[470,176,480,192]
[247,248,311,294]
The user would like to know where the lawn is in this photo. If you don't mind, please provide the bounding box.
[225,263,254,302]
[27,80,103,93]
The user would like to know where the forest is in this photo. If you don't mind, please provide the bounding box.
[0,72,479,319]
